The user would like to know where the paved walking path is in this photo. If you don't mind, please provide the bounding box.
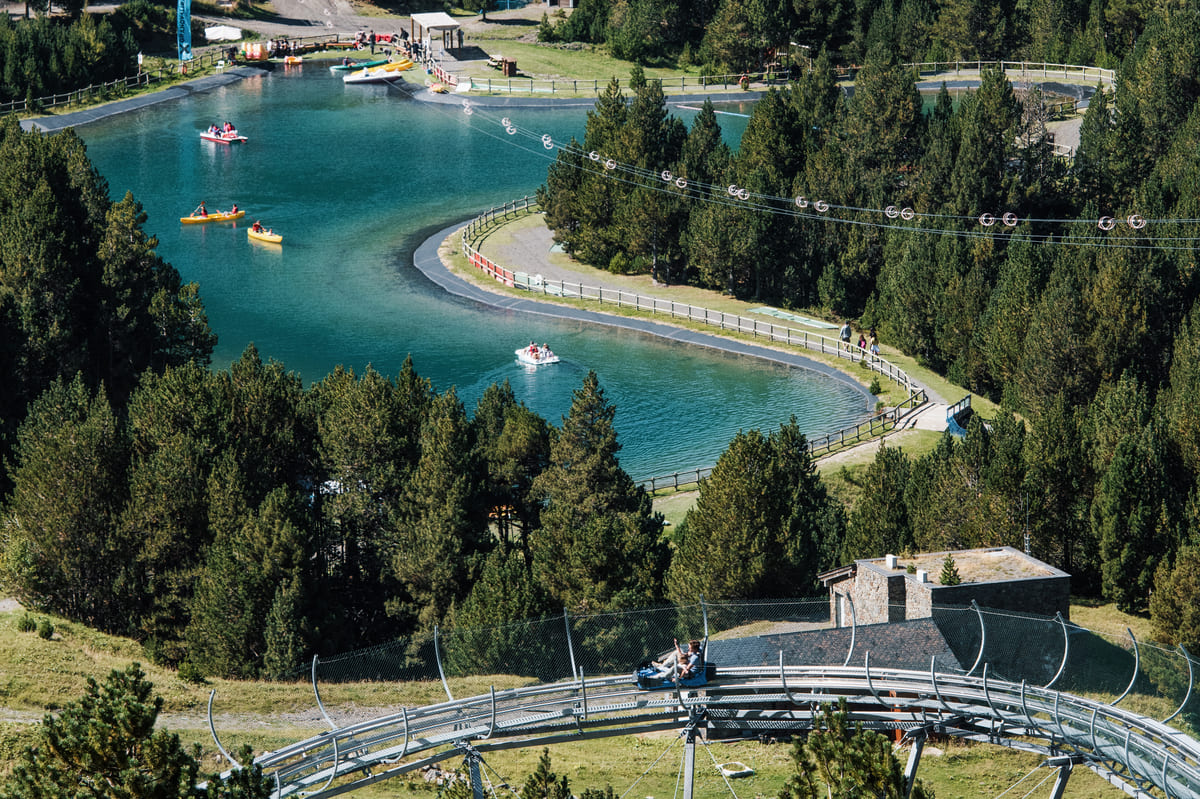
[414,221,877,410]
[19,67,268,133]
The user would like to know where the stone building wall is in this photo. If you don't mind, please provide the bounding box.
[824,547,1070,626]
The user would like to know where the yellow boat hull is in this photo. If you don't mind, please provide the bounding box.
[248,228,283,244]
[181,210,245,224]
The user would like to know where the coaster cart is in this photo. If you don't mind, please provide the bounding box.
[634,654,716,690]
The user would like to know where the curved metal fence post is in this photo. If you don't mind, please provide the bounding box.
[312,654,337,731]
[316,735,340,793]
[434,625,453,701]
[563,608,577,680]
[700,596,709,640]
[1018,680,1037,729]
[780,651,799,704]
[578,668,588,720]
[1164,645,1194,724]
[1111,627,1140,707]
[482,686,496,740]
[930,656,953,713]
[207,690,241,769]
[399,706,410,760]
[864,652,887,707]
[966,601,987,677]
[1042,612,1070,690]
[981,664,1004,725]
[843,595,857,667]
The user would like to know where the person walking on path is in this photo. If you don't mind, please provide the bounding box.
[369,30,376,54]
[839,320,851,345]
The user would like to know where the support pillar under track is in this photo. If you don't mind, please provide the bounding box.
[904,729,927,799]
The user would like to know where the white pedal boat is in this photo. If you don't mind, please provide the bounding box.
[516,347,559,366]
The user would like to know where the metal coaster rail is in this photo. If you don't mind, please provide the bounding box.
[242,664,1200,798]
[206,597,1200,799]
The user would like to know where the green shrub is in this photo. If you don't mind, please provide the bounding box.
[678,41,693,67]
[17,614,37,633]
[177,660,208,684]
[37,619,55,640]
[869,377,882,395]
[537,13,556,42]
[608,251,631,274]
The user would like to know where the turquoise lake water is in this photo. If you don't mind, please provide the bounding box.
[78,67,869,477]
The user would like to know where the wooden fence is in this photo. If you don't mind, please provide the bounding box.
[460,198,937,488]
[448,59,1114,98]
[463,198,919,394]
[636,387,929,493]
[0,33,349,115]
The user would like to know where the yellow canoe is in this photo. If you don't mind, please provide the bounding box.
[181,209,245,224]
[248,227,283,244]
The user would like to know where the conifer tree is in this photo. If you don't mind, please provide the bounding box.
[531,371,666,611]
[0,664,273,799]
[313,363,425,643]
[842,444,913,562]
[780,700,934,799]
[471,382,551,559]
[1150,542,1200,654]
[1093,419,1182,612]
[519,749,572,799]
[0,664,198,799]
[940,552,962,585]
[121,361,220,663]
[2,375,135,633]
[668,418,841,600]
[389,388,489,631]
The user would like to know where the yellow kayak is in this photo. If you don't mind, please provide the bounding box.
[343,59,415,83]
[248,227,283,244]
[181,209,245,224]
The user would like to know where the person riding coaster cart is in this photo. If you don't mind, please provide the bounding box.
[634,638,715,690]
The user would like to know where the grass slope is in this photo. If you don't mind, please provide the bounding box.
[0,599,1134,796]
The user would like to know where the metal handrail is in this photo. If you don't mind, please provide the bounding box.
[239,663,1200,799]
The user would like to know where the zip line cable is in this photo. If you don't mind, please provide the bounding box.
[697,733,743,799]
[987,763,1044,799]
[617,729,686,799]
[439,97,1200,253]
[1017,768,1058,798]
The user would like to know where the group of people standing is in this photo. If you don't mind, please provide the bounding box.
[268,38,303,57]
[838,321,879,357]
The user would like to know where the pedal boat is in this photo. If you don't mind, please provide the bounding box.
[200,129,247,144]
[516,347,559,366]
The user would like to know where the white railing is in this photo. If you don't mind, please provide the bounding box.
[452,60,1114,97]
[461,199,921,396]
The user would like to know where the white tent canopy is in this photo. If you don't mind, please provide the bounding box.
[204,25,243,42]
[410,12,460,32]
[409,12,462,52]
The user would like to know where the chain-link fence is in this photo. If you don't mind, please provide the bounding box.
[305,598,1200,736]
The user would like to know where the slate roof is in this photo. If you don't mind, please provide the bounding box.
[707,618,962,672]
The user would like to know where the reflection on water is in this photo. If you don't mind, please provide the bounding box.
[79,67,868,476]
